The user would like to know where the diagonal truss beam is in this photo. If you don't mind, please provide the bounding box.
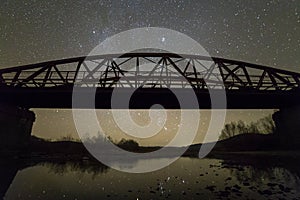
[0,53,298,91]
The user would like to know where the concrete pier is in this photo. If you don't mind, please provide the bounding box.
[0,104,35,151]
[273,106,300,148]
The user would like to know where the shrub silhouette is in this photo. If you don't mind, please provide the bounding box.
[117,138,139,150]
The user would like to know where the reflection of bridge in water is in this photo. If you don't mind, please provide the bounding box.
[0,53,299,109]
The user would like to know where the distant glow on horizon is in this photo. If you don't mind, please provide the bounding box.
[32,109,275,146]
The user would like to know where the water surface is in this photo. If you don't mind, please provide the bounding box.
[2,156,300,199]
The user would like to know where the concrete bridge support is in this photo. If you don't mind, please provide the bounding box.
[273,105,300,149]
[0,104,35,151]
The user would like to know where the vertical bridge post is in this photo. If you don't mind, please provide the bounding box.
[273,105,300,148]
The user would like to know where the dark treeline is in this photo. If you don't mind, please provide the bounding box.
[50,114,276,147]
[219,114,275,140]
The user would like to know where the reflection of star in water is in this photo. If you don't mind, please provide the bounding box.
[156,117,164,126]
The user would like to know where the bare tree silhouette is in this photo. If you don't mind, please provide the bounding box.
[219,114,275,140]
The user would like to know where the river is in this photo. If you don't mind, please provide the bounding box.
[2,155,300,199]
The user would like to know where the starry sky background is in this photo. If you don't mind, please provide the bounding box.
[0,0,299,145]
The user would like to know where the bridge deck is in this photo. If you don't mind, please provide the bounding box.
[0,53,299,109]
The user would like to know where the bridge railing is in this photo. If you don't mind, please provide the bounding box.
[0,53,299,91]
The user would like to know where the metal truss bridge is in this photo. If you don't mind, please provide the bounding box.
[0,53,299,109]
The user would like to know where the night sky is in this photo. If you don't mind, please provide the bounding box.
[0,0,299,145]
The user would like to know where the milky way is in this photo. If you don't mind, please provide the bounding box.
[1,0,299,69]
